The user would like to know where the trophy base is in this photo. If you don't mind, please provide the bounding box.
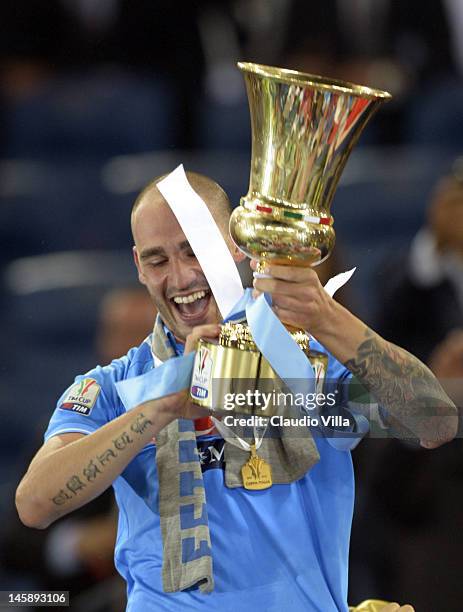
[190,322,328,416]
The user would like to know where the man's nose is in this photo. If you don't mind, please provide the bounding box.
[168,257,197,290]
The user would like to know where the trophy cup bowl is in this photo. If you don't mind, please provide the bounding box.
[190,63,391,415]
[230,62,391,267]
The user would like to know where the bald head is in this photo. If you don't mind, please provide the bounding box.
[130,169,246,340]
[131,171,232,240]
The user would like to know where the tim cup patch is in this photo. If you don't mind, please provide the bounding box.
[59,378,100,416]
[191,345,213,400]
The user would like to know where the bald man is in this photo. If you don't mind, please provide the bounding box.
[16,171,455,611]
[130,172,240,341]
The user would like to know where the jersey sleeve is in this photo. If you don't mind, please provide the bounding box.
[43,357,130,441]
[43,344,152,442]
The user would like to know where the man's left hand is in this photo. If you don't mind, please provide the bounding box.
[251,259,332,333]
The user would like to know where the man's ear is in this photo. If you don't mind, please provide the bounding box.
[133,246,147,285]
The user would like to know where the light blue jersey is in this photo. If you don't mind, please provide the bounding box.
[45,336,361,612]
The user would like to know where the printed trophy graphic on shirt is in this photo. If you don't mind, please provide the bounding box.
[190,62,391,416]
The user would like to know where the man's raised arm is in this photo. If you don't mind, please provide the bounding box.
[251,261,458,447]
[341,326,457,448]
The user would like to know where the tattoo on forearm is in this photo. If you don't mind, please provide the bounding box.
[50,412,153,506]
[130,413,153,435]
[51,477,85,505]
[113,431,133,451]
[344,328,456,442]
[83,459,101,482]
[66,475,86,495]
[97,448,117,466]
[51,489,73,506]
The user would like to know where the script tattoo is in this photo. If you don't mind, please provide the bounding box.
[66,475,86,495]
[113,431,133,451]
[83,459,102,482]
[344,328,456,443]
[51,488,73,506]
[51,411,155,507]
[130,412,153,435]
[98,448,117,466]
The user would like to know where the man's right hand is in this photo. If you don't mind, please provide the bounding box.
[184,323,221,354]
[16,324,221,529]
[156,323,221,423]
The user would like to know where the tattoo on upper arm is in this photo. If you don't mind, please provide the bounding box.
[344,328,456,441]
[50,412,153,506]
[345,329,419,402]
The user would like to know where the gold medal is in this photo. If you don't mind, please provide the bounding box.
[241,443,273,490]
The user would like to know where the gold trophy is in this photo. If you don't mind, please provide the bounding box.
[349,601,391,612]
[190,62,391,414]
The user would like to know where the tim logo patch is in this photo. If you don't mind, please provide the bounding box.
[191,346,212,401]
[59,378,100,416]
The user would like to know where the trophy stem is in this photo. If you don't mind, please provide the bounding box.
[255,258,314,339]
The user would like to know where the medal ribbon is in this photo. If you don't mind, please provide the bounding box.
[212,416,269,453]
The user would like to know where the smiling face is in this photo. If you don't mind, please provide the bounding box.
[132,175,244,341]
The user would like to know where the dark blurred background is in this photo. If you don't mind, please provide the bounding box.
[1,1,463,610]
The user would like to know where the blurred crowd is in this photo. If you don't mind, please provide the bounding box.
[0,0,462,157]
[1,1,463,610]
